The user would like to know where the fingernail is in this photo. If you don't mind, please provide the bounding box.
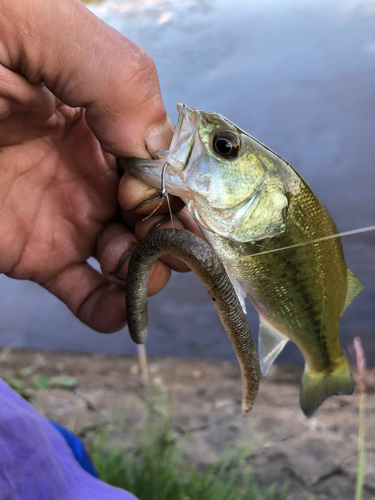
[110,242,136,277]
[150,215,184,233]
[145,116,175,154]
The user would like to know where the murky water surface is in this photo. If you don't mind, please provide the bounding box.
[1,0,374,365]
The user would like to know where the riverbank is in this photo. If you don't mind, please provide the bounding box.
[1,349,374,499]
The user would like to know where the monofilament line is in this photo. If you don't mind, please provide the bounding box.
[242,225,375,259]
[165,193,175,232]
[142,162,175,230]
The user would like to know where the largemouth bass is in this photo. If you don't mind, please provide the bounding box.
[124,103,364,416]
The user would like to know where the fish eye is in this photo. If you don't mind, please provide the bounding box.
[212,130,241,159]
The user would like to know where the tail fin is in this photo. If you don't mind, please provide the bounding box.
[299,358,354,417]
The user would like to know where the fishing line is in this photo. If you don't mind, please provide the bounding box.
[165,193,175,232]
[142,162,175,231]
[141,197,165,221]
[241,224,375,259]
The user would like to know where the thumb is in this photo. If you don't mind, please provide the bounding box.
[0,0,174,156]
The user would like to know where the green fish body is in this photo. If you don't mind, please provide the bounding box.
[125,104,364,416]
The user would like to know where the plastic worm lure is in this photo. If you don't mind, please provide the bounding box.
[125,228,260,414]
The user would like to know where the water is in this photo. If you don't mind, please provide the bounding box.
[0,0,374,366]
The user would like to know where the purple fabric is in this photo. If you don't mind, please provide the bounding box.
[0,378,138,500]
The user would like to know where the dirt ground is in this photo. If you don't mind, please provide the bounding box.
[1,349,374,500]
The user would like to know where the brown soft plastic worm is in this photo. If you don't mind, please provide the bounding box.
[125,229,260,414]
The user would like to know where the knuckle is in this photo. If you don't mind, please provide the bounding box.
[124,47,160,103]
[133,47,157,80]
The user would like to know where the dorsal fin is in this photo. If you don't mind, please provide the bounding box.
[258,318,288,375]
[343,269,364,312]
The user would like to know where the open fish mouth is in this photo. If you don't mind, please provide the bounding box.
[167,103,198,171]
[121,103,198,197]
[174,103,197,144]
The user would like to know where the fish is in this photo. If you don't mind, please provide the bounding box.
[124,103,364,417]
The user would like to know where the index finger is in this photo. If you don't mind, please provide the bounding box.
[0,0,173,157]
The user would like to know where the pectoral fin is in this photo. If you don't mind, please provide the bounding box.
[259,318,288,376]
[343,269,364,312]
[224,263,247,314]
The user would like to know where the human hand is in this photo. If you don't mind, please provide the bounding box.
[0,0,198,333]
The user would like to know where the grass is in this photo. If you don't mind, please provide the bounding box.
[355,393,365,500]
[0,345,370,499]
[348,337,368,500]
[89,396,288,500]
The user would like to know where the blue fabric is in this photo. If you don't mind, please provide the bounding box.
[49,420,99,478]
[0,378,138,500]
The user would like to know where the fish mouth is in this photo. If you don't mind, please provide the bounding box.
[175,103,197,139]
[167,103,198,172]
[122,103,198,196]
[175,103,189,138]
[133,103,200,199]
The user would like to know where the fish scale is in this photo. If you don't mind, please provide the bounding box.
[225,181,346,373]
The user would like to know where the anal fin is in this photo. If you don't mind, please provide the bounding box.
[343,269,364,312]
[259,318,288,376]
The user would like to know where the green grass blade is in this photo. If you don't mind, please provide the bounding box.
[90,398,287,500]
[355,393,366,500]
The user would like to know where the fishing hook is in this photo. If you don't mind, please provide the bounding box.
[142,163,175,231]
